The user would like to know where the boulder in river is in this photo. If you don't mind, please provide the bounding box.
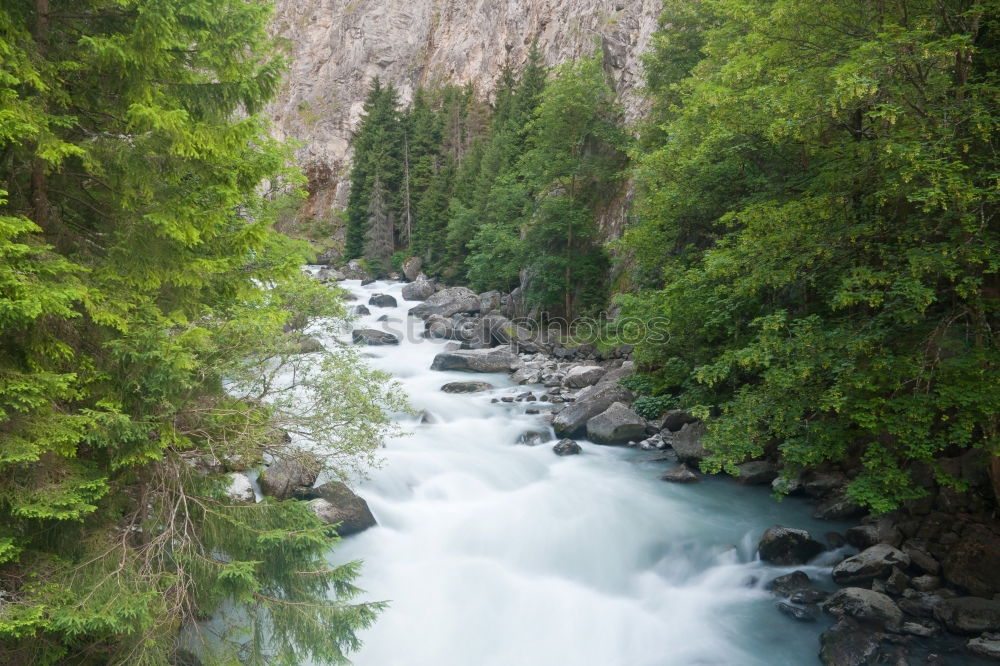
[351,304,371,316]
[776,602,817,623]
[819,618,883,666]
[968,635,1000,661]
[757,526,825,565]
[822,587,903,631]
[368,293,397,308]
[479,290,502,313]
[668,422,710,467]
[341,259,373,282]
[767,571,811,597]
[586,402,646,445]
[735,460,779,485]
[402,256,423,281]
[563,365,606,389]
[553,439,582,456]
[310,481,377,536]
[551,384,633,437]
[430,348,516,373]
[402,278,436,301]
[659,409,697,432]
[441,381,495,393]
[352,329,401,346]
[831,544,910,585]
[259,455,320,500]
[661,464,699,483]
[409,286,481,319]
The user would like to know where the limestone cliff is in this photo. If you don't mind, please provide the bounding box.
[267,0,662,233]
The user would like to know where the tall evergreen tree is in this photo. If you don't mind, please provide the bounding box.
[0,2,401,663]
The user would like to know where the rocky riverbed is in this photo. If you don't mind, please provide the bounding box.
[285,266,1000,664]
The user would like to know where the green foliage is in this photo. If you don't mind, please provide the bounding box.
[622,0,1000,511]
[632,395,676,420]
[0,2,401,663]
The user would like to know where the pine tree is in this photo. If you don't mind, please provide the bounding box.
[0,2,402,662]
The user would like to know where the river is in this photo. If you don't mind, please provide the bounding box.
[321,279,849,666]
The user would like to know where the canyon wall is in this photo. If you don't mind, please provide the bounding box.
[267,0,662,234]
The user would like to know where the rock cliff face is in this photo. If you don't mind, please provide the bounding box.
[267,0,662,230]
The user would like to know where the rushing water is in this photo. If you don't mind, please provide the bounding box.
[318,279,850,666]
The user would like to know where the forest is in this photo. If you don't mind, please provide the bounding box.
[0,0,998,663]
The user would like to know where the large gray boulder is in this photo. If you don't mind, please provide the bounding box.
[563,365,607,389]
[479,290,502,313]
[822,588,903,631]
[478,314,548,353]
[832,544,910,585]
[586,402,646,445]
[368,293,397,308]
[735,460,779,485]
[669,422,710,467]
[934,597,1000,635]
[758,526,825,565]
[341,259,373,282]
[352,329,400,346]
[402,278,436,301]
[441,381,494,393]
[310,481,377,536]
[402,256,423,281]
[552,384,633,437]
[659,409,697,432]
[408,286,481,319]
[430,348,516,373]
[553,439,582,456]
[943,524,1000,597]
[661,464,699,483]
[259,456,320,500]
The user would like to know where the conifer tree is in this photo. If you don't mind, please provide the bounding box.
[0,2,401,662]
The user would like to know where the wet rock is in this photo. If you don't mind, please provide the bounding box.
[767,571,811,597]
[822,588,903,630]
[801,470,848,498]
[968,634,1000,661]
[942,524,1000,598]
[832,544,911,585]
[517,430,549,446]
[776,602,818,622]
[478,290,502,313]
[586,402,646,445]
[402,256,423,281]
[368,293,397,308]
[900,621,939,638]
[846,518,903,550]
[341,259,373,282]
[934,597,1000,635]
[772,475,803,495]
[310,481,376,536]
[259,456,320,500]
[819,618,882,666]
[352,329,400,346]
[658,409,697,432]
[792,588,830,605]
[661,464,699,483]
[563,365,607,389]
[430,348,516,373]
[419,411,438,425]
[553,439,582,456]
[226,473,255,503]
[911,575,941,592]
[898,590,956,619]
[315,267,345,282]
[552,384,633,438]
[736,460,779,485]
[668,422,710,467]
[402,278,436,301]
[441,381,494,393]
[351,304,371,316]
[409,286,481,319]
[902,541,941,575]
[813,491,866,520]
[758,526,825,565]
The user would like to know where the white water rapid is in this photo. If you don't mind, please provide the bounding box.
[320,279,847,666]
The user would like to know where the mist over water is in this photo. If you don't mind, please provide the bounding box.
[318,278,843,666]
